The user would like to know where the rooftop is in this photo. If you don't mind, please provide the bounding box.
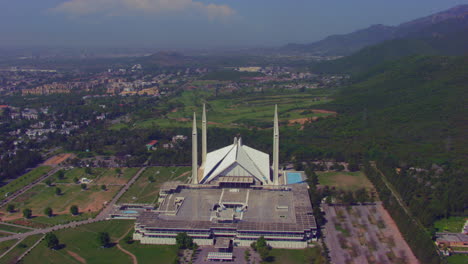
[137,183,316,232]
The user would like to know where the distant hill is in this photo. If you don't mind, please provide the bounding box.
[308,16,468,74]
[282,5,468,56]
[140,51,195,67]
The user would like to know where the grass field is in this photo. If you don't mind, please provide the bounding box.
[434,217,466,233]
[0,223,31,234]
[21,220,134,264]
[269,247,325,264]
[447,254,468,264]
[1,184,120,221]
[120,241,178,264]
[111,90,335,130]
[317,171,374,191]
[53,167,137,184]
[118,166,190,204]
[0,234,43,264]
[0,166,52,198]
[0,239,16,256]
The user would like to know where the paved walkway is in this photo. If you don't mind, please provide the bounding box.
[0,167,146,243]
[116,227,138,264]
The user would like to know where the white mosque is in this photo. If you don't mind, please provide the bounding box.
[191,104,282,187]
[133,105,317,252]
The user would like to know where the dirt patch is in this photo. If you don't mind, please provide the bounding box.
[288,117,316,125]
[95,176,128,185]
[175,117,190,122]
[67,250,87,264]
[43,153,75,166]
[311,109,337,114]
[171,108,179,113]
[208,121,221,125]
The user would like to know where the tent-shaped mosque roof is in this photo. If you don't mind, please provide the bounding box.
[200,138,271,185]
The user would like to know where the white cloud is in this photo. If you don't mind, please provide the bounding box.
[51,0,235,19]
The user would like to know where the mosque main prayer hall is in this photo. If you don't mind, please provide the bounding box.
[133,105,317,249]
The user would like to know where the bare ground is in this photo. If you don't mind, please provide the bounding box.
[67,250,87,264]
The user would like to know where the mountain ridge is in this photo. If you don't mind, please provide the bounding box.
[282,4,468,56]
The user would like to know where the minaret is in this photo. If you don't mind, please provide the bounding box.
[192,112,198,184]
[273,105,280,185]
[202,103,207,166]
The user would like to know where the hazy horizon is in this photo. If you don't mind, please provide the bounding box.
[1,0,467,49]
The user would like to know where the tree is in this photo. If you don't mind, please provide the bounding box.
[44,207,53,217]
[70,205,79,215]
[57,170,65,180]
[6,204,15,213]
[45,233,59,249]
[148,175,155,183]
[73,177,79,184]
[55,187,62,196]
[115,168,122,176]
[23,208,32,219]
[355,188,369,204]
[251,236,271,261]
[101,184,107,191]
[85,167,92,175]
[81,183,87,190]
[175,232,194,249]
[123,235,133,244]
[347,161,359,172]
[98,232,110,247]
[45,179,52,186]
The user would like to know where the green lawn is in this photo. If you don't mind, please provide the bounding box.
[118,166,190,204]
[120,241,178,264]
[119,91,335,130]
[0,166,52,198]
[3,184,120,221]
[0,234,43,264]
[0,240,16,256]
[21,220,134,264]
[317,171,374,191]
[28,212,96,226]
[0,223,31,234]
[447,254,468,264]
[434,217,466,233]
[53,167,107,184]
[268,247,325,264]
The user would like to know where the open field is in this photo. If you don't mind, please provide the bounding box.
[447,254,468,264]
[118,166,190,204]
[434,217,466,233]
[21,220,134,264]
[52,167,137,184]
[323,203,418,264]
[0,239,16,256]
[120,241,178,264]
[0,184,120,222]
[0,223,31,234]
[0,166,53,198]
[317,171,374,192]
[111,91,336,130]
[269,247,325,264]
[0,233,43,264]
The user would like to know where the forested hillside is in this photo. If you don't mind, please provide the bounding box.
[299,56,467,221]
[293,55,467,263]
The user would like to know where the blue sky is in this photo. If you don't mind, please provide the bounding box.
[1,0,467,49]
